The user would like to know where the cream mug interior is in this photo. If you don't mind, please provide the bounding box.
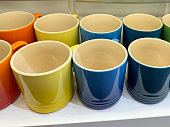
[0,40,11,62]
[10,41,71,74]
[123,14,162,31]
[0,11,34,31]
[73,39,127,70]
[34,13,79,33]
[80,14,122,33]
[162,14,170,27]
[128,38,170,67]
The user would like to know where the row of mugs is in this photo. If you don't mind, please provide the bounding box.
[0,11,170,48]
[0,37,170,113]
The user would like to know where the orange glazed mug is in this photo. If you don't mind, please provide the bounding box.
[0,11,42,44]
[0,40,27,110]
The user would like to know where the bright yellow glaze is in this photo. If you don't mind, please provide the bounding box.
[35,25,79,47]
[13,59,73,113]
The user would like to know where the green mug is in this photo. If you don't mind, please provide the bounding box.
[162,14,170,42]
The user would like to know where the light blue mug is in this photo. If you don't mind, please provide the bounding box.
[80,14,122,43]
[123,13,163,49]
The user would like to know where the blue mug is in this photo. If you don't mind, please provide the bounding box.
[123,13,163,49]
[80,14,122,43]
[127,38,170,104]
[73,39,128,109]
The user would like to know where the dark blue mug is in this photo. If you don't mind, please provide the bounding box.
[72,39,128,109]
[123,13,163,49]
[127,38,170,104]
[80,14,122,43]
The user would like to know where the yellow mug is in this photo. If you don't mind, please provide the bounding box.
[34,13,79,47]
[10,41,73,113]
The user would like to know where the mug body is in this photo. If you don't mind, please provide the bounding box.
[73,39,128,109]
[0,11,40,44]
[162,14,170,42]
[34,13,79,47]
[10,41,73,113]
[80,14,122,42]
[123,13,163,49]
[0,40,20,110]
[127,38,170,104]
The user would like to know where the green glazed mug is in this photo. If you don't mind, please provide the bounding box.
[162,14,170,42]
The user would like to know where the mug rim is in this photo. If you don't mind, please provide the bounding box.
[73,39,128,72]
[34,13,79,34]
[123,13,163,32]
[0,40,12,63]
[0,11,35,32]
[162,14,170,27]
[80,14,122,34]
[128,38,170,69]
[10,40,72,77]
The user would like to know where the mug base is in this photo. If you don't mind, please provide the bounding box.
[0,88,20,110]
[126,84,168,104]
[78,93,121,110]
[26,93,73,114]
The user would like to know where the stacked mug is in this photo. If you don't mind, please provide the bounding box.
[0,11,169,113]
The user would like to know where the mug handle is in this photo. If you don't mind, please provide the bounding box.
[11,41,28,53]
[33,14,42,19]
[72,14,80,21]
[112,38,120,43]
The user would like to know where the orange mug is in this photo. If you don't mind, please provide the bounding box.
[0,40,27,110]
[0,11,42,44]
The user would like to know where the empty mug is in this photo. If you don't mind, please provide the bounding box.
[73,39,128,109]
[127,38,170,104]
[34,13,79,47]
[162,14,170,42]
[10,41,73,113]
[0,40,27,110]
[0,11,42,44]
[123,13,163,48]
[80,14,122,42]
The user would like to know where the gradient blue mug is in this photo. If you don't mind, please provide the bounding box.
[80,14,122,43]
[123,13,163,49]
[72,39,128,109]
[127,38,170,104]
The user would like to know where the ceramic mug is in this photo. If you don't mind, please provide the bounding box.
[34,13,79,47]
[127,38,170,104]
[0,11,42,44]
[80,14,122,43]
[123,13,163,49]
[162,14,170,42]
[72,39,128,109]
[10,41,73,113]
[0,40,27,110]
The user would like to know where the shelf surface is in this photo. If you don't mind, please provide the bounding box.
[0,84,170,127]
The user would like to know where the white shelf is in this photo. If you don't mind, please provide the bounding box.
[0,84,170,127]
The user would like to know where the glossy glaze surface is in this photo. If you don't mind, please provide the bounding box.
[0,11,41,44]
[127,38,170,104]
[34,13,79,47]
[0,40,27,110]
[123,13,163,49]
[162,14,170,42]
[80,14,122,42]
[10,41,73,113]
[73,39,127,109]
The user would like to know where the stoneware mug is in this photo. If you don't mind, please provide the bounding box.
[80,14,122,43]
[127,38,170,104]
[72,39,128,109]
[34,13,79,47]
[10,41,73,113]
[162,14,170,42]
[0,11,42,44]
[123,13,163,49]
[0,40,27,110]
